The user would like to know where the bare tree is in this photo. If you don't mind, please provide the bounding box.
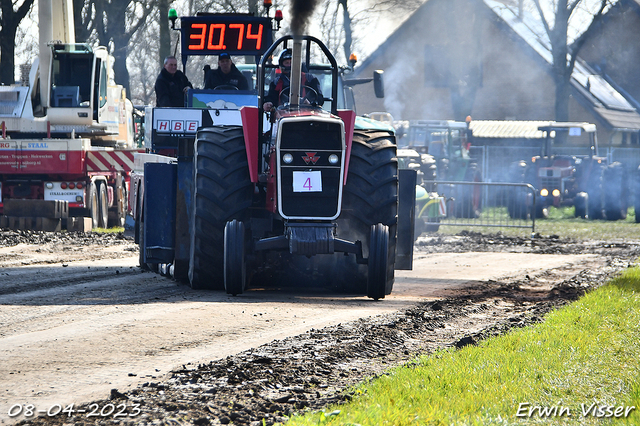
[532,0,612,121]
[0,0,35,84]
[319,0,423,65]
[91,0,155,97]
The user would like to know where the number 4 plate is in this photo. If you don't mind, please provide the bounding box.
[292,171,322,192]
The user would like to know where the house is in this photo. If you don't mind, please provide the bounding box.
[579,0,640,123]
[351,0,640,148]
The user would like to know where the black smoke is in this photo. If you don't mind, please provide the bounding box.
[290,0,321,35]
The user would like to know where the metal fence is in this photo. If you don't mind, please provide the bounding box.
[471,145,640,186]
[420,181,536,235]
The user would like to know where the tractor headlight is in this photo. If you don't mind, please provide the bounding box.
[540,188,549,197]
[328,154,339,164]
[283,153,293,164]
[552,189,560,197]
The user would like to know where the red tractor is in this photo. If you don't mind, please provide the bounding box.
[134,13,415,299]
[507,123,627,220]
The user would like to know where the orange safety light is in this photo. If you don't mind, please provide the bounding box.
[349,53,357,68]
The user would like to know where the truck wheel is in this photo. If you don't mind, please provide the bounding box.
[602,162,627,221]
[189,126,253,290]
[336,130,397,295]
[224,220,246,296]
[108,175,127,228]
[88,181,99,229]
[367,223,389,300]
[98,182,109,229]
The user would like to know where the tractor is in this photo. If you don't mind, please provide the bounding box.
[396,119,482,220]
[507,122,627,220]
[134,12,415,300]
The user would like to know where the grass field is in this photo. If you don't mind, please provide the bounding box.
[285,266,640,425]
[436,206,640,241]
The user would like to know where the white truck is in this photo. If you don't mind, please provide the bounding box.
[0,0,141,231]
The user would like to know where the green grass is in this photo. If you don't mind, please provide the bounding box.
[436,207,640,240]
[91,226,125,234]
[285,267,640,425]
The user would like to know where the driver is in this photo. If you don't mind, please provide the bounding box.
[204,53,249,90]
[263,48,323,112]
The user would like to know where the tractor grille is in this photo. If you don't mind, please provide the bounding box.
[540,177,561,191]
[277,119,344,219]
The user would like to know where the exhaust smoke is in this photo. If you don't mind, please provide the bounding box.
[289,0,321,36]
[287,0,320,107]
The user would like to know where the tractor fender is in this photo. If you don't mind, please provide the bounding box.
[240,106,260,183]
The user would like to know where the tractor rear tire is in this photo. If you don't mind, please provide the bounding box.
[574,192,588,219]
[336,130,397,296]
[586,165,604,220]
[189,126,253,290]
[635,166,640,223]
[453,164,482,218]
[507,187,530,220]
[367,223,389,300]
[224,220,246,296]
[602,162,627,221]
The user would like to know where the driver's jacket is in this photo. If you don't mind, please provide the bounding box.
[265,72,323,107]
[204,64,249,90]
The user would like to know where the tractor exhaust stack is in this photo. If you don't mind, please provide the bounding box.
[289,37,303,107]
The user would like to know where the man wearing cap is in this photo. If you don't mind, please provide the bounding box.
[205,53,249,90]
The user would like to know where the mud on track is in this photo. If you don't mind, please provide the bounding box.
[1,230,639,426]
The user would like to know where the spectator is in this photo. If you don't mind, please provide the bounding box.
[154,56,192,107]
[204,53,249,90]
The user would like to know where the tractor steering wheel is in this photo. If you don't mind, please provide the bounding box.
[213,84,239,90]
[278,85,319,106]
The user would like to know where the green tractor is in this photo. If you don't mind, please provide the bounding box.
[397,119,483,223]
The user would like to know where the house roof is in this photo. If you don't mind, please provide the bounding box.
[356,0,640,132]
[485,0,639,116]
[468,120,551,139]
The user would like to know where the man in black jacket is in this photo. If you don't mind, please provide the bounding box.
[263,49,323,112]
[154,56,193,107]
[204,53,249,90]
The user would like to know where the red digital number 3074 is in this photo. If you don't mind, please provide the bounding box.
[188,23,264,51]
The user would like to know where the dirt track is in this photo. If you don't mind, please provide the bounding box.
[0,230,638,425]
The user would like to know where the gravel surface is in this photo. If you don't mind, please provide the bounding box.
[6,230,640,426]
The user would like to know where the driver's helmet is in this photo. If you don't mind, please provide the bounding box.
[278,48,292,73]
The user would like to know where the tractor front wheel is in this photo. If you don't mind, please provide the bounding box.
[224,220,246,296]
[367,223,389,300]
[336,130,397,296]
